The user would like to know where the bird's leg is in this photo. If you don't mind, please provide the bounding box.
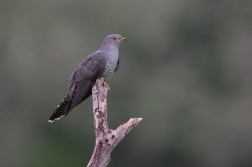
[103,81,110,90]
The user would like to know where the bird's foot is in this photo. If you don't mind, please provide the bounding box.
[103,81,110,90]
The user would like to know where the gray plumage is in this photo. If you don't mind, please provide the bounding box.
[49,34,127,122]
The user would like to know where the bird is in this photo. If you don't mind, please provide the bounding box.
[49,34,127,123]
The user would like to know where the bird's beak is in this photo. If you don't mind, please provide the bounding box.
[120,37,128,42]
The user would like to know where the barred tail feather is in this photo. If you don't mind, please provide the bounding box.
[49,95,72,123]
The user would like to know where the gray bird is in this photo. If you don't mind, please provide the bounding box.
[49,34,127,122]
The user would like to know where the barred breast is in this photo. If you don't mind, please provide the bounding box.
[101,59,118,78]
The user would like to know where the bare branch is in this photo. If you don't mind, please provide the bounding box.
[87,78,142,167]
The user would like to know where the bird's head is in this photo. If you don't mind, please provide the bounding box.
[101,34,128,50]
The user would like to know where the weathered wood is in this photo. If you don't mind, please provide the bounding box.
[87,78,142,167]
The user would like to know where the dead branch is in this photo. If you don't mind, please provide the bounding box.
[87,78,142,167]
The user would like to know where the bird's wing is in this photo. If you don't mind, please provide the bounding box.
[68,53,94,90]
[66,52,107,114]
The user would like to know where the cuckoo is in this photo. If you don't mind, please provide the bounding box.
[49,34,127,122]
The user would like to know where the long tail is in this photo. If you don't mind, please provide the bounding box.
[49,80,93,123]
[48,95,72,123]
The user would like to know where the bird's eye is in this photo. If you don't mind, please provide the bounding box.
[113,37,116,40]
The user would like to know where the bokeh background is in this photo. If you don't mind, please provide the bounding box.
[1,1,252,167]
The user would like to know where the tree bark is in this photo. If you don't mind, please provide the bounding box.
[87,78,142,167]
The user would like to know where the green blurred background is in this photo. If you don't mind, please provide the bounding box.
[1,1,252,167]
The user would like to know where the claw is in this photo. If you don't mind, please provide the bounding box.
[104,82,110,90]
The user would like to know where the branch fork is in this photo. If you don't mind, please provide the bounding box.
[87,78,142,167]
